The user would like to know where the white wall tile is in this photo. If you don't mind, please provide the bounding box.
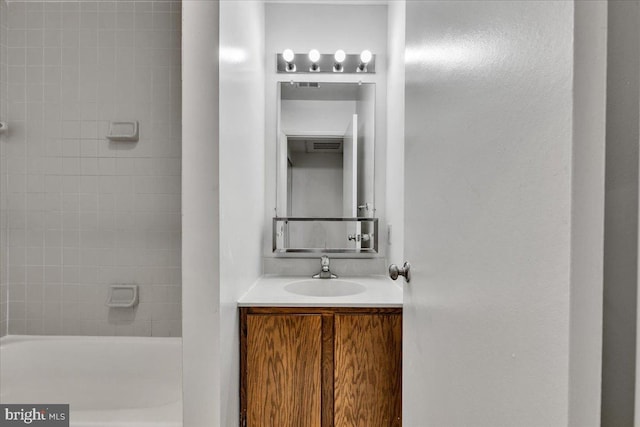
[3,0,182,337]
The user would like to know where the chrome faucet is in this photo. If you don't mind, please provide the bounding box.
[312,255,337,279]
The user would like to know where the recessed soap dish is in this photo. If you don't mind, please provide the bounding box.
[106,121,139,142]
[0,121,7,134]
[106,284,139,308]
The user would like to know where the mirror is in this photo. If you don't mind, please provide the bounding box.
[276,82,375,218]
[274,82,377,254]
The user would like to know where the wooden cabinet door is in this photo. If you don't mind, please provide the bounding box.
[246,314,323,427]
[334,314,402,427]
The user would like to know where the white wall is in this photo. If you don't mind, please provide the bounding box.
[264,3,388,273]
[219,1,265,425]
[3,0,182,336]
[182,1,219,425]
[385,0,404,265]
[569,2,607,426]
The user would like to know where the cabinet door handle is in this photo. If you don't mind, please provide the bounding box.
[389,262,411,283]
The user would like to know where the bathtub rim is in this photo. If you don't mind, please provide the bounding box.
[0,334,183,346]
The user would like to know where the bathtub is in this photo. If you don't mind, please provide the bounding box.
[0,335,182,427]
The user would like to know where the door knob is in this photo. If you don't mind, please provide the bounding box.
[389,262,411,283]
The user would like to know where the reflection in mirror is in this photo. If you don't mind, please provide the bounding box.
[286,136,345,218]
[276,82,375,218]
[275,82,376,253]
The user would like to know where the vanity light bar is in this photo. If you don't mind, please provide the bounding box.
[277,51,376,74]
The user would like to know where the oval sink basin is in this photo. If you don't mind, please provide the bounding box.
[284,279,366,297]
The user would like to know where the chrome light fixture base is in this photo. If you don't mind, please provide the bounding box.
[277,52,376,74]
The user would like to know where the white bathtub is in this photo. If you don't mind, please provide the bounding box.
[0,335,182,427]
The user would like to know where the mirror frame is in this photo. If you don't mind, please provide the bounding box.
[272,217,379,255]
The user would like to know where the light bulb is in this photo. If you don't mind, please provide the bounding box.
[309,49,321,63]
[282,49,294,63]
[360,50,372,64]
[334,49,346,63]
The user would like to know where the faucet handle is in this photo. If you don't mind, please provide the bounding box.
[313,256,337,279]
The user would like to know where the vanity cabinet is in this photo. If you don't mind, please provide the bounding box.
[240,307,402,427]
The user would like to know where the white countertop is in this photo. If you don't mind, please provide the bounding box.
[237,275,403,307]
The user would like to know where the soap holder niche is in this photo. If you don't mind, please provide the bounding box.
[106,284,139,308]
[0,121,7,134]
[106,121,139,142]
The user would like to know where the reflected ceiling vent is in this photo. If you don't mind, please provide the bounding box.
[288,136,343,153]
[296,82,320,88]
[305,139,342,153]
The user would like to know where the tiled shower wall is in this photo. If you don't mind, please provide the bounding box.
[1,0,8,337]
[3,0,182,336]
